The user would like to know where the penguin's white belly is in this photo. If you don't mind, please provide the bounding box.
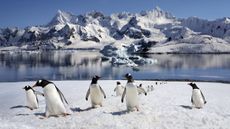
[44,84,66,116]
[90,86,103,106]
[192,89,205,108]
[26,90,38,109]
[126,86,138,110]
[116,86,124,96]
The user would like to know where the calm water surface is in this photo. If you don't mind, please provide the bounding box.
[0,51,230,82]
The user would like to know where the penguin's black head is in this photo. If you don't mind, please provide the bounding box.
[124,73,133,83]
[139,84,142,87]
[91,75,101,84]
[23,85,33,91]
[117,81,121,85]
[33,79,51,88]
[188,82,199,89]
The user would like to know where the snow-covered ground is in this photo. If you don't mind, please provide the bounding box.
[0,80,230,129]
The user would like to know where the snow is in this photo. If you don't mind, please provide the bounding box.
[0,80,230,129]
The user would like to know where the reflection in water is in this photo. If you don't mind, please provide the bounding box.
[0,51,230,82]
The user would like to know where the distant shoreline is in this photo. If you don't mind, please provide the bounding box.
[1,49,230,55]
[0,79,229,84]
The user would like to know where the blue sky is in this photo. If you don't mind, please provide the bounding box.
[0,0,229,28]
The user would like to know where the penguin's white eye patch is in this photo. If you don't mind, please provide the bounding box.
[38,80,42,83]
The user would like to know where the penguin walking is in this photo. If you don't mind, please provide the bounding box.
[23,85,43,110]
[137,84,147,95]
[85,75,106,108]
[114,81,125,96]
[188,82,207,109]
[33,79,70,117]
[121,73,139,112]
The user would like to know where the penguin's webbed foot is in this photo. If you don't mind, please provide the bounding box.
[136,107,140,111]
[63,113,71,117]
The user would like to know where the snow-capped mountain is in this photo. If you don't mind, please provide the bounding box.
[0,7,230,53]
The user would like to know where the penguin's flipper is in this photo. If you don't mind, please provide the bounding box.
[35,93,39,105]
[55,86,69,105]
[191,96,193,104]
[99,86,106,99]
[114,87,117,92]
[121,88,126,103]
[200,91,207,104]
[85,88,90,101]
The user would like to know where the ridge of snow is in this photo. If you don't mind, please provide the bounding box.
[48,10,77,26]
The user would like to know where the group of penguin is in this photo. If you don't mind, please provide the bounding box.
[23,73,207,118]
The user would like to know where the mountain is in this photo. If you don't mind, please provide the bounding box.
[0,7,230,53]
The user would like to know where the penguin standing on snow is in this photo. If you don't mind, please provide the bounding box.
[33,79,69,117]
[114,81,124,96]
[85,75,106,108]
[137,84,147,95]
[23,85,43,110]
[188,82,207,109]
[121,73,139,111]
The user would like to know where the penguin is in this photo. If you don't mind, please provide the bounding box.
[188,82,207,109]
[114,81,125,96]
[85,75,106,108]
[150,85,154,91]
[147,85,151,92]
[121,73,139,111]
[23,85,40,110]
[33,79,69,117]
[137,84,147,95]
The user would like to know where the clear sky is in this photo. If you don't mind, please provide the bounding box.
[0,0,229,28]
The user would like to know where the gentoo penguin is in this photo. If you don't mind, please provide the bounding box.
[147,85,151,92]
[150,85,154,91]
[188,82,207,109]
[85,75,106,108]
[23,85,40,110]
[114,81,125,96]
[33,79,69,117]
[121,73,139,111]
[137,84,147,95]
